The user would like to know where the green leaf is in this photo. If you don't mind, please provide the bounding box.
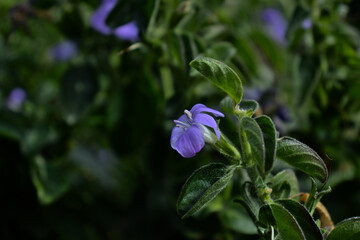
[30,155,70,205]
[272,181,291,200]
[238,100,259,116]
[270,202,306,239]
[255,116,276,173]
[177,163,236,218]
[275,199,323,240]
[305,178,332,216]
[259,204,276,228]
[220,202,258,235]
[220,96,235,115]
[276,137,328,182]
[190,57,243,104]
[239,117,265,175]
[234,182,263,224]
[271,170,299,199]
[327,217,360,240]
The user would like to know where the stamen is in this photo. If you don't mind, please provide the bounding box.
[174,120,190,129]
[184,109,192,120]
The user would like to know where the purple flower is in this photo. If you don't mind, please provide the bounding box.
[49,40,77,62]
[260,8,287,44]
[5,87,26,111]
[90,0,117,35]
[90,0,139,41]
[114,21,139,41]
[277,105,291,122]
[171,104,224,158]
[302,18,312,29]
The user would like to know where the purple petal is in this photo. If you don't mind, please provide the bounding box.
[49,40,77,62]
[171,125,204,158]
[190,104,224,118]
[170,126,185,148]
[260,8,287,44]
[113,21,139,41]
[6,87,26,111]
[90,0,117,35]
[302,18,312,29]
[189,103,207,114]
[194,113,221,139]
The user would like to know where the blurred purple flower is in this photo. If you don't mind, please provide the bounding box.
[171,104,224,158]
[90,0,139,41]
[49,40,78,62]
[302,18,312,29]
[90,0,117,35]
[261,8,287,44]
[6,87,26,111]
[114,21,139,41]
[277,105,291,122]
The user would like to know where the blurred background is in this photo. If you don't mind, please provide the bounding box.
[1,0,360,239]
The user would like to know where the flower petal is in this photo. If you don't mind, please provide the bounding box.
[170,126,185,149]
[191,105,224,118]
[189,103,207,114]
[113,21,139,41]
[90,0,117,35]
[171,125,204,158]
[194,113,221,139]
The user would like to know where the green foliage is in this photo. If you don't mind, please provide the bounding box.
[2,0,360,238]
[260,199,325,239]
[176,57,359,239]
[327,217,360,240]
[271,170,299,199]
[177,163,236,218]
[255,116,276,173]
[276,137,328,182]
[238,100,259,117]
[190,57,243,104]
[30,156,70,205]
[239,117,265,174]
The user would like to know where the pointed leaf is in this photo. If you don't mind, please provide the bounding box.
[177,163,236,218]
[271,170,299,199]
[276,199,324,240]
[255,116,276,173]
[240,117,265,175]
[276,137,328,182]
[259,204,276,228]
[190,57,243,104]
[270,203,306,240]
[327,217,360,240]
